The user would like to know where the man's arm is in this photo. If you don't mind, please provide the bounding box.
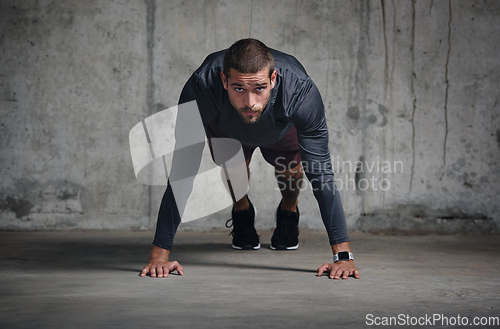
[291,79,360,279]
[142,76,207,277]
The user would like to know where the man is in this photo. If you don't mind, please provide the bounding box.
[141,38,360,280]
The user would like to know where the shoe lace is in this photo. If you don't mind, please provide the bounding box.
[225,211,251,236]
[277,212,297,237]
[225,218,234,236]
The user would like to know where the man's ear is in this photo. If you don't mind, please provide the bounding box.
[220,71,228,90]
[270,70,277,89]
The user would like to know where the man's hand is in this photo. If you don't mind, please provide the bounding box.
[140,245,184,278]
[141,260,184,278]
[318,241,360,279]
[317,260,360,280]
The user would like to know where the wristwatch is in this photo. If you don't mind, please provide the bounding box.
[333,251,354,263]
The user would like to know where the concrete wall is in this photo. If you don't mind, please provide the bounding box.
[1,0,499,235]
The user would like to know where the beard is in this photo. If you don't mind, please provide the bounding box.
[236,106,264,124]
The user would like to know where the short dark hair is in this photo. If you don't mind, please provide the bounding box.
[223,38,275,79]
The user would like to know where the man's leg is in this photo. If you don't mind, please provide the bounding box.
[274,162,304,212]
[205,122,259,249]
[226,157,260,250]
[206,121,255,213]
[256,126,302,250]
[269,161,303,250]
[232,158,251,211]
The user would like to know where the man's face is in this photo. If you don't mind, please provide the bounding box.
[221,68,277,124]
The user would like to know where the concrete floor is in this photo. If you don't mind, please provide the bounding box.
[0,230,499,329]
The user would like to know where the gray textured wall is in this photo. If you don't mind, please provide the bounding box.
[1,0,499,234]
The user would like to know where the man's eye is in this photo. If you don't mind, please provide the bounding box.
[235,88,243,92]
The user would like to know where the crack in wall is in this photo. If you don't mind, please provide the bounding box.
[145,0,155,228]
[293,0,299,55]
[390,0,396,89]
[249,0,254,37]
[356,1,369,213]
[382,0,389,98]
[213,1,218,50]
[146,0,155,118]
[409,0,417,196]
[324,1,331,103]
[380,0,390,209]
[443,0,452,167]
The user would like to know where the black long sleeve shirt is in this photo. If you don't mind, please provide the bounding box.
[153,48,349,249]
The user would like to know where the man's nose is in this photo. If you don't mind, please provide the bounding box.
[243,92,256,108]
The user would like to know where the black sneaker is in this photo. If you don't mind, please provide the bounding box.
[270,200,299,250]
[225,197,260,250]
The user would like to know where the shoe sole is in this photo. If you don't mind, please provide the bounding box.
[231,202,260,250]
[270,243,299,250]
[232,243,261,250]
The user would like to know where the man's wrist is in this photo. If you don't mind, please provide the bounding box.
[330,241,354,263]
[331,241,351,254]
[150,245,170,261]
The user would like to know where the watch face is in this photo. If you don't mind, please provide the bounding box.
[338,251,349,260]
